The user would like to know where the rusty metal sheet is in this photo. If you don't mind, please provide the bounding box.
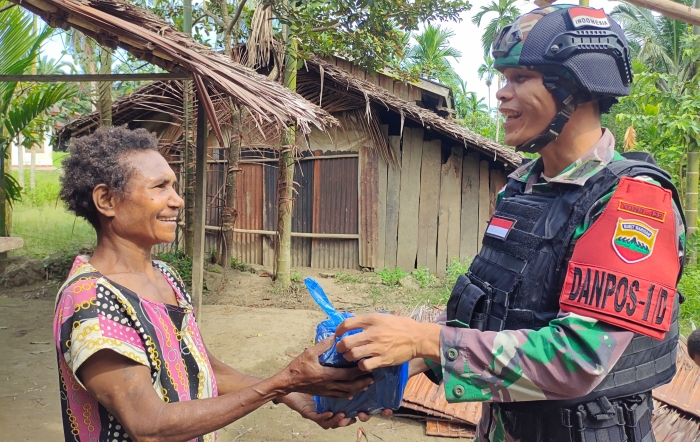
[425,420,476,439]
[232,163,263,264]
[653,338,700,418]
[653,401,700,442]
[292,160,314,267]
[402,374,483,427]
[310,239,359,269]
[311,157,359,269]
[314,157,358,234]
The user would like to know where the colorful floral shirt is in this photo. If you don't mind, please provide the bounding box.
[429,130,686,442]
[53,257,218,442]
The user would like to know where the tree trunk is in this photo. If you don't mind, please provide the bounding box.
[221,104,241,270]
[687,150,699,265]
[98,48,112,126]
[16,135,23,189]
[275,38,298,289]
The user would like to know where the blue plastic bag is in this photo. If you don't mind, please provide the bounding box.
[305,278,409,418]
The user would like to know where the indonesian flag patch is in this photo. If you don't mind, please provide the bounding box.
[568,7,610,29]
[485,216,515,240]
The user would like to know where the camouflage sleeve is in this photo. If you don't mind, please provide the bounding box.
[439,313,634,403]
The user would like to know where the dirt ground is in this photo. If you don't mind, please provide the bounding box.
[0,269,446,442]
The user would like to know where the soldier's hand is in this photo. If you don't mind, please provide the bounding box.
[335,314,441,371]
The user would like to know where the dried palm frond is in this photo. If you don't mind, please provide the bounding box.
[624,125,637,151]
[246,3,274,70]
[302,56,521,168]
[11,0,336,141]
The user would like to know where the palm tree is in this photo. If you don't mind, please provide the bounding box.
[0,3,76,234]
[477,55,497,111]
[472,0,519,142]
[611,3,690,79]
[407,24,462,83]
[464,94,488,126]
[471,0,520,57]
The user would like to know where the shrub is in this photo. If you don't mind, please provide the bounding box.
[155,250,193,288]
[376,267,408,286]
[412,267,438,288]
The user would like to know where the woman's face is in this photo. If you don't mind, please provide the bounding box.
[496,68,558,147]
[110,150,184,246]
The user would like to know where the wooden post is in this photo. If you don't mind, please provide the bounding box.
[191,101,207,318]
[613,0,700,26]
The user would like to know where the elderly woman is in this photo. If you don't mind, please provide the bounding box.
[53,126,371,442]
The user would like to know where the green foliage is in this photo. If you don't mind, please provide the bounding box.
[291,268,303,283]
[230,257,248,271]
[406,24,461,83]
[155,250,193,288]
[445,257,471,286]
[679,265,700,336]
[412,267,438,288]
[376,267,408,286]
[471,0,520,56]
[12,169,61,206]
[0,3,76,206]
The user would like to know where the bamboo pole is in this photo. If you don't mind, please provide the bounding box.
[191,99,207,316]
[608,0,700,27]
[687,151,699,265]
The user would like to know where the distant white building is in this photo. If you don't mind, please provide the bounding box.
[10,134,55,170]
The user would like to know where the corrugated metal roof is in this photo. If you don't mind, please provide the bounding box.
[653,338,700,418]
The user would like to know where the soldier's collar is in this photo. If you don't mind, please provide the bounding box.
[508,128,617,187]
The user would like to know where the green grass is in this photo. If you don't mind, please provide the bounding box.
[679,265,700,336]
[9,169,96,258]
[335,272,366,284]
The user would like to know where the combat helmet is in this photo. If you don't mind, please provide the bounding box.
[492,4,632,153]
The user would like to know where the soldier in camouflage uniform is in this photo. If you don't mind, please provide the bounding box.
[337,5,686,442]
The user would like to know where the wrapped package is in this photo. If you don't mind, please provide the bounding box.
[305,278,409,418]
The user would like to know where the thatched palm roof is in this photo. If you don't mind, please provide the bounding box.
[57,54,521,168]
[10,0,336,139]
[303,56,521,168]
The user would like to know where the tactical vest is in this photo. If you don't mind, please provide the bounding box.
[446,155,685,442]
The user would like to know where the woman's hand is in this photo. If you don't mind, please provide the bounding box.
[282,393,358,429]
[283,338,374,398]
[334,314,442,371]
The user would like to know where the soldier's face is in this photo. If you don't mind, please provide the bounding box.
[497,68,558,147]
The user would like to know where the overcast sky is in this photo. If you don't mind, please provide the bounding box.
[448,0,621,108]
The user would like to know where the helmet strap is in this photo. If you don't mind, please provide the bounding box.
[515,74,578,154]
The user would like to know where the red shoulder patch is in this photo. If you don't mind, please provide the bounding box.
[559,177,678,340]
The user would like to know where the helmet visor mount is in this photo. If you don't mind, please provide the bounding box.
[492,25,522,60]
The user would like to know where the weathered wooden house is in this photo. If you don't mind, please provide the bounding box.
[59,56,521,274]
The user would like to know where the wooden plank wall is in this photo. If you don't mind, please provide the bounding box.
[384,135,402,270]
[359,145,379,268]
[460,152,480,260]
[416,139,441,273]
[396,127,423,271]
[437,147,463,276]
[373,136,507,274]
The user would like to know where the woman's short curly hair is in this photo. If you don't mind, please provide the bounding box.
[59,126,159,230]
